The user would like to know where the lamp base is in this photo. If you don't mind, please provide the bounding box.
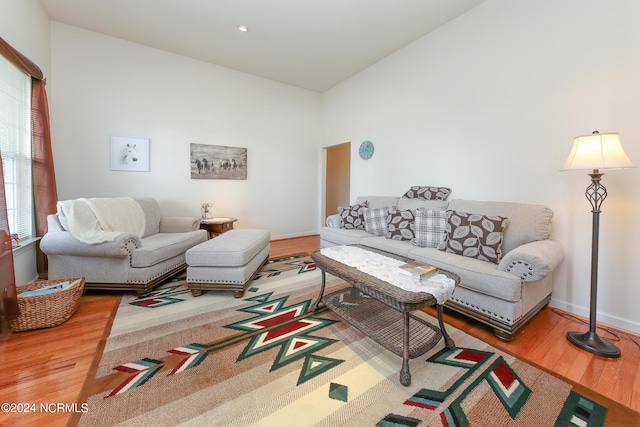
[566,330,621,358]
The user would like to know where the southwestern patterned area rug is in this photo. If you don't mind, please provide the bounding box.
[71,255,620,426]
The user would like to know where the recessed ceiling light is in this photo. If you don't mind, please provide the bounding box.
[238,25,248,32]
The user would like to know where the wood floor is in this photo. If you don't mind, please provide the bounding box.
[1,234,638,426]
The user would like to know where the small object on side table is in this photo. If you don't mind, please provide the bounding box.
[201,203,213,219]
[199,217,237,239]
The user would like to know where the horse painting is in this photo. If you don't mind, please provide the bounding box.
[120,143,138,165]
[195,158,212,174]
[111,136,149,171]
[190,143,247,180]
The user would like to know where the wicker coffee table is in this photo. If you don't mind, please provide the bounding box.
[310,245,459,386]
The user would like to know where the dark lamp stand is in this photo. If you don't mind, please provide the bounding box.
[565,171,621,358]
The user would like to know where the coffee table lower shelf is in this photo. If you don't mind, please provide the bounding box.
[323,286,447,385]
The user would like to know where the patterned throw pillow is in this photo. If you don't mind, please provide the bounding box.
[438,210,509,264]
[386,209,415,241]
[338,201,368,229]
[402,186,452,201]
[364,206,393,236]
[412,209,447,248]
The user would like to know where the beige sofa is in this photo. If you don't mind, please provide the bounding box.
[320,195,565,341]
[41,197,207,295]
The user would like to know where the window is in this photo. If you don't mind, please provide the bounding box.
[0,55,33,240]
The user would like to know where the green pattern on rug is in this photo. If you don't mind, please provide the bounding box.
[73,256,607,426]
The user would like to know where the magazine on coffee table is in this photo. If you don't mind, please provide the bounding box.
[398,261,436,281]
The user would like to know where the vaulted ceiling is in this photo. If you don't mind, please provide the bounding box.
[39,0,486,92]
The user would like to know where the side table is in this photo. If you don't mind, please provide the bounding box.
[199,217,237,239]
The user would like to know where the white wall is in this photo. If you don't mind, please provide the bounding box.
[49,23,322,240]
[321,0,640,333]
[0,0,50,77]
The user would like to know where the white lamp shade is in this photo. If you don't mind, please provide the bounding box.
[562,132,636,171]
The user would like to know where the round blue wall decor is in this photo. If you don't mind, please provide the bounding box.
[359,140,374,160]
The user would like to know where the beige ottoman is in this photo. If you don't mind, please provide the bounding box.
[186,229,270,298]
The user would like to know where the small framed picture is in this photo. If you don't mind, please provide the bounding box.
[111,135,150,171]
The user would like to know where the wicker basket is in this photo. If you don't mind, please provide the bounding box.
[7,278,85,332]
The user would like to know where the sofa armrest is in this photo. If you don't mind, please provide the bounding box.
[40,231,140,258]
[159,217,200,233]
[326,214,342,228]
[498,240,564,282]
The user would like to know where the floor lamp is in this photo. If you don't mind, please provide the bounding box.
[562,131,636,358]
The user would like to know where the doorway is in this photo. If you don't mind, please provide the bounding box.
[324,142,351,221]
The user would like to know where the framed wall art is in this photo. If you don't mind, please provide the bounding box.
[190,143,247,180]
[111,135,150,172]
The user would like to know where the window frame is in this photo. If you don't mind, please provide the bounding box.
[0,54,33,241]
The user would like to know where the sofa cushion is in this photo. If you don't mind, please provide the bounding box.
[364,206,393,236]
[397,198,449,212]
[320,226,372,246]
[402,186,452,201]
[134,197,162,237]
[57,207,70,231]
[386,209,415,241]
[132,230,207,267]
[409,246,521,302]
[355,196,399,209]
[412,209,447,248]
[361,236,414,258]
[338,201,368,229]
[447,200,553,254]
[439,210,509,264]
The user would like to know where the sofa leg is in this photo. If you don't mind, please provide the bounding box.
[190,289,203,297]
[493,328,514,342]
[233,290,244,298]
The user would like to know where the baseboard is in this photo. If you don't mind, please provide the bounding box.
[270,232,319,241]
[549,298,640,335]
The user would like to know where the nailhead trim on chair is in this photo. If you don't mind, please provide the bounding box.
[122,237,186,284]
[127,259,186,284]
[505,260,534,281]
[124,238,139,267]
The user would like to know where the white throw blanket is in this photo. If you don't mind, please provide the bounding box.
[57,197,146,244]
